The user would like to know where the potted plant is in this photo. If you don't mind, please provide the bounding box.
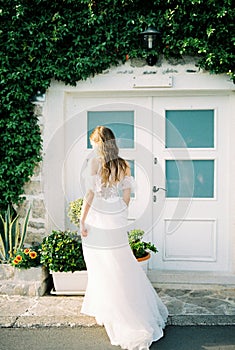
[0,205,48,296]
[128,229,158,272]
[40,230,87,295]
[0,204,30,278]
[0,204,31,263]
[9,244,49,296]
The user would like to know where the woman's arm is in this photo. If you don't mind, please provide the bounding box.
[80,190,94,237]
[80,158,99,237]
[122,188,131,206]
[122,162,131,206]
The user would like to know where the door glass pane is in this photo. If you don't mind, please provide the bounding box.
[122,159,135,198]
[166,110,214,148]
[87,111,134,148]
[166,160,214,198]
[127,160,135,177]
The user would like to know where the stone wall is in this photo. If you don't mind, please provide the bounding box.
[17,101,47,245]
[0,264,50,296]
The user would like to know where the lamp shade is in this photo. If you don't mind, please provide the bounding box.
[140,27,160,50]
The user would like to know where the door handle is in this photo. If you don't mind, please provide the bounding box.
[152,186,167,193]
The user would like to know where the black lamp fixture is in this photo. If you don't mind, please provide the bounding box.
[140,26,160,66]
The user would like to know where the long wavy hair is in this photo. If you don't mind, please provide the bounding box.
[90,126,128,185]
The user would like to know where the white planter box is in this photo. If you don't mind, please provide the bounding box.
[51,270,88,295]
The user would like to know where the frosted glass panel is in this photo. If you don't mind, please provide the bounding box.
[87,111,134,148]
[166,110,214,148]
[166,160,214,198]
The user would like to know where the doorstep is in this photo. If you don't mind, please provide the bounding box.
[0,286,234,328]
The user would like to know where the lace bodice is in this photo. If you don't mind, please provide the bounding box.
[85,173,135,200]
[83,158,135,200]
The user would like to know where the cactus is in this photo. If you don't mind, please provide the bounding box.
[0,205,31,262]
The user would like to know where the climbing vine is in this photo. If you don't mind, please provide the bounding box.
[0,0,234,209]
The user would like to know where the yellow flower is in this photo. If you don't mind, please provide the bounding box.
[24,248,30,255]
[15,255,22,262]
[29,251,37,259]
[13,259,19,265]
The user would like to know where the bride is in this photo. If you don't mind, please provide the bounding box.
[80,126,168,350]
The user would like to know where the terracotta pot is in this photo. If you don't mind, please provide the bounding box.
[137,252,151,262]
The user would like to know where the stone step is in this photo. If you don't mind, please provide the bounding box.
[0,265,50,297]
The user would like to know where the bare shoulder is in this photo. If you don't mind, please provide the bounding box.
[124,160,131,176]
[89,157,100,175]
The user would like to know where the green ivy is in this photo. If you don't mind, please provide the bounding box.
[0,0,234,209]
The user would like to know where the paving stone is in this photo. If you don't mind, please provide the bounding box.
[0,317,17,327]
[23,296,83,317]
[164,298,185,315]
[0,295,36,316]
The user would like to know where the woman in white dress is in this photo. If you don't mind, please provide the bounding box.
[80,126,168,350]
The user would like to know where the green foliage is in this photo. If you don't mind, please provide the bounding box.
[0,1,234,207]
[0,205,31,262]
[40,230,86,272]
[68,198,83,227]
[0,106,42,209]
[128,229,158,259]
[11,246,41,270]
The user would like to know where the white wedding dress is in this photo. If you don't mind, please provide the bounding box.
[81,160,168,350]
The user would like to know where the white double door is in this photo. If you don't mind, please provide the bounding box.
[58,93,229,272]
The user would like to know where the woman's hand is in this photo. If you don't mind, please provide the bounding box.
[80,222,88,237]
[80,190,94,238]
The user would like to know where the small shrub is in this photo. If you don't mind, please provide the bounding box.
[40,230,86,272]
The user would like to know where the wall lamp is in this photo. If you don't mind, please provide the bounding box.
[140,26,160,66]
